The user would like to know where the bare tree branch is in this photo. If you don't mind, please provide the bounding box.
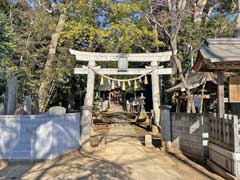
[38,0,53,13]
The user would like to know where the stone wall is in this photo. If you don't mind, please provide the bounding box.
[0,113,80,160]
[171,113,209,162]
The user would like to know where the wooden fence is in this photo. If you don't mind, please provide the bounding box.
[209,113,240,152]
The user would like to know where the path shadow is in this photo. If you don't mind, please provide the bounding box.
[0,148,133,180]
[167,149,224,180]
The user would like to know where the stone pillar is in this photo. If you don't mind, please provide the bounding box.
[160,105,172,142]
[6,76,18,115]
[24,95,32,115]
[80,61,95,147]
[32,96,39,114]
[84,61,96,107]
[151,61,161,126]
[217,71,225,118]
[0,95,4,115]
[3,93,7,115]
[80,106,92,147]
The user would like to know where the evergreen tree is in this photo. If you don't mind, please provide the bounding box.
[0,11,15,94]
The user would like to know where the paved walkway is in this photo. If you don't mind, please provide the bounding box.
[0,124,223,180]
[0,110,223,180]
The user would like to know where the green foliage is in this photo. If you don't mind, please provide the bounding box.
[0,0,238,109]
[57,0,166,106]
[9,3,58,100]
[0,13,15,62]
[62,0,164,53]
[0,12,15,94]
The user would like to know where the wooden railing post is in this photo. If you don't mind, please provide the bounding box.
[217,71,225,118]
[233,115,240,152]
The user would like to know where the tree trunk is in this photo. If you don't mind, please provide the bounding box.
[38,12,66,112]
[168,0,196,113]
[199,82,206,113]
[194,0,207,27]
[171,49,196,113]
[187,98,191,113]
[235,0,240,37]
[205,3,219,26]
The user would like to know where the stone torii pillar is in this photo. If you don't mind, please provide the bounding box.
[81,61,95,146]
[84,61,96,107]
[151,61,161,126]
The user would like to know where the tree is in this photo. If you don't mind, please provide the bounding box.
[0,0,78,110]
[37,0,74,111]
[62,0,163,53]
[0,0,236,112]
[0,13,15,62]
[235,0,240,36]
[145,0,197,112]
[57,0,166,111]
[0,11,15,94]
[194,0,208,27]
[0,1,60,105]
[145,0,235,112]
[38,10,67,111]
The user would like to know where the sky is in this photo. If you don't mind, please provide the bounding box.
[9,0,62,7]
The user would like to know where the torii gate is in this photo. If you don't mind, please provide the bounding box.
[70,49,173,145]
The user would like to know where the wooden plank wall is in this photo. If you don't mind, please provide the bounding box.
[229,76,240,103]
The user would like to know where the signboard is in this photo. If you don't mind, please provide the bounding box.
[118,54,128,72]
[229,76,240,103]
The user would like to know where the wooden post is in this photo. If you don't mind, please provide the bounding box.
[151,61,161,126]
[81,61,95,146]
[217,71,225,118]
[233,115,240,152]
[226,114,230,144]
[175,93,181,113]
[200,82,206,113]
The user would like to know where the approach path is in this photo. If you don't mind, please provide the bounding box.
[0,112,223,180]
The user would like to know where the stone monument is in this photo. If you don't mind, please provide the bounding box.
[139,93,146,119]
[32,95,39,114]
[139,93,146,114]
[0,103,4,115]
[6,76,18,115]
[24,95,32,115]
[48,106,66,115]
[3,92,7,114]
[0,95,4,115]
